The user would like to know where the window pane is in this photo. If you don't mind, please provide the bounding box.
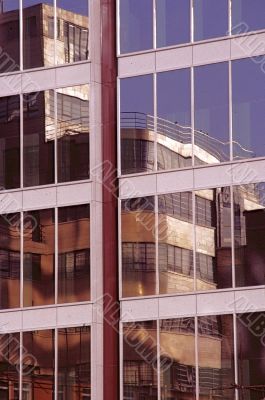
[120,75,154,175]
[234,183,265,287]
[22,330,55,400]
[23,0,55,69]
[232,0,265,34]
[23,209,55,306]
[156,0,190,48]
[123,321,158,399]
[120,0,153,54]
[157,69,192,171]
[194,63,229,165]
[194,0,228,41]
[195,188,232,290]
[0,333,20,400]
[0,95,20,189]
[23,91,55,187]
[198,315,234,399]
[57,0,89,65]
[0,0,20,74]
[57,84,89,183]
[58,327,91,399]
[158,192,194,294]
[0,213,20,309]
[58,205,90,303]
[160,318,196,398]
[232,57,265,159]
[121,197,156,297]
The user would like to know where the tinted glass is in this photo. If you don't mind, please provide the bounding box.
[194,63,229,165]
[0,0,20,74]
[0,95,20,189]
[0,333,20,399]
[157,69,192,171]
[194,0,228,41]
[120,75,154,175]
[23,91,55,187]
[57,85,89,183]
[195,188,232,290]
[23,209,55,306]
[232,58,265,159]
[23,0,55,69]
[120,0,153,53]
[0,213,20,309]
[232,0,265,34]
[158,192,194,294]
[122,197,156,297]
[58,327,91,399]
[57,0,89,65]
[234,183,265,287]
[156,0,190,48]
[58,205,90,303]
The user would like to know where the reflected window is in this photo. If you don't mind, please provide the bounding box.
[23,209,55,307]
[58,205,90,303]
[57,85,89,183]
[194,63,229,165]
[232,57,265,159]
[23,91,55,187]
[157,69,192,171]
[122,197,156,297]
[120,75,154,175]
[194,0,228,41]
[120,0,153,54]
[232,0,265,34]
[0,333,20,399]
[156,0,190,48]
[0,95,20,189]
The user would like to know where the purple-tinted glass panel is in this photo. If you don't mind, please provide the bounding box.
[194,0,228,41]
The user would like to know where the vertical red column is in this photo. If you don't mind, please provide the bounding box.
[101,0,119,399]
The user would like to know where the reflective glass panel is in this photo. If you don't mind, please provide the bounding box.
[23,209,55,306]
[120,75,154,175]
[23,0,55,69]
[123,321,158,399]
[232,0,265,34]
[158,192,194,294]
[157,69,192,171]
[58,327,91,399]
[58,205,90,303]
[234,183,265,287]
[0,333,20,399]
[194,63,229,165]
[22,330,55,399]
[23,91,55,187]
[0,213,20,309]
[120,0,153,54]
[195,188,232,290]
[57,84,89,183]
[57,0,89,65]
[160,318,196,399]
[0,94,20,189]
[232,57,265,159]
[121,197,156,297]
[194,0,228,41]
[156,0,190,48]
[0,0,20,74]
[198,315,234,399]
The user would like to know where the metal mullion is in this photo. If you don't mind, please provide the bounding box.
[190,0,194,43]
[154,73,157,173]
[228,0,232,36]
[191,66,195,168]
[20,211,23,309]
[20,93,23,189]
[231,184,236,289]
[19,0,23,71]
[55,207,58,304]
[119,321,123,400]
[195,316,199,400]
[54,0,57,65]
[193,190,196,292]
[54,88,58,184]
[54,328,58,400]
[19,331,22,400]
[233,313,239,400]
[157,319,161,400]
[153,0,156,50]
[155,195,159,295]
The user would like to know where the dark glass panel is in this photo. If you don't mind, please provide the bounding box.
[58,327,91,399]
[195,188,232,290]
[0,333,20,400]
[23,209,55,306]
[0,95,20,189]
[57,85,89,183]
[58,205,90,303]
[194,0,228,41]
[23,91,55,187]
[122,197,156,297]
[120,0,153,54]
[232,0,265,34]
[157,69,192,171]
[194,62,229,165]
[158,192,194,294]
[120,75,154,175]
